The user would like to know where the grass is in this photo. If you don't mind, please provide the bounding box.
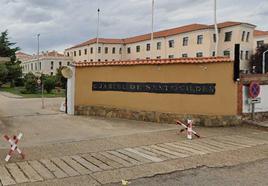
[0,86,65,98]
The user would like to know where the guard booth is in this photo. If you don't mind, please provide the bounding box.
[67,57,241,126]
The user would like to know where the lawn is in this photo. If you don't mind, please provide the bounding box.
[0,86,65,98]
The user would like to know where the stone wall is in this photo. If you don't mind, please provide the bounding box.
[242,112,268,121]
[75,105,241,127]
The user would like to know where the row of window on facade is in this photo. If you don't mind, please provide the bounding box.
[83,50,250,62]
[67,31,251,57]
[23,61,70,71]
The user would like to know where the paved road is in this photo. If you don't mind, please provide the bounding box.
[0,134,267,185]
[0,92,267,185]
[108,158,268,186]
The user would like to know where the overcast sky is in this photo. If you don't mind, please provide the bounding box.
[0,0,267,54]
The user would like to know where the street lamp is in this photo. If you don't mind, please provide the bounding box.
[262,49,268,74]
[37,34,44,109]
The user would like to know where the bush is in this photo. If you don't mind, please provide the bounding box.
[25,79,37,93]
[24,72,37,93]
[0,64,8,87]
[43,76,56,93]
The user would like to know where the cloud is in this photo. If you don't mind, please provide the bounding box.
[0,0,267,54]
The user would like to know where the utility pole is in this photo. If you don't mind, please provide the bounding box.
[37,34,44,109]
[214,0,219,56]
[262,49,268,74]
[151,0,155,59]
[96,8,100,62]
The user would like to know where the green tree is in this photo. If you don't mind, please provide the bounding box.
[56,67,67,89]
[43,76,56,93]
[23,72,37,93]
[250,44,268,73]
[0,64,8,87]
[0,30,22,86]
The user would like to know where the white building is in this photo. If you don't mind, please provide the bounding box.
[19,51,72,76]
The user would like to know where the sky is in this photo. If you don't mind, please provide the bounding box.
[0,0,268,54]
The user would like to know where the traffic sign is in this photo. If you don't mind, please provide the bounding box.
[249,82,260,98]
[247,97,261,104]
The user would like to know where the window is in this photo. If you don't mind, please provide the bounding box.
[169,40,175,48]
[98,59,101,62]
[246,32,250,42]
[98,47,101,54]
[39,62,41,70]
[74,51,77,56]
[157,42,161,50]
[59,61,62,67]
[84,60,87,62]
[183,37,188,46]
[241,31,246,41]
[79,50,81,56]
[51,61,54,70]
[112,47,116,54]
[105,47,108,54]
[90,59,93,62]
[50,72,53,76]
[257,40,264,48]
[67,52,70,57]
[90,47,93,54]
[105,59,108,62]
[212,51,216,57]
[182,53,188,58]
[84,49,87,55]
[146,43,150,51]
[119,48,122,54]
[168,55,174,59]
[157,56,161,59]
[196,52,203,57]
[224,31,232,42]
[213,34,216,43]
[245,51,249,60]
[240,51,244,60]
[197,35,203,44]
[127,47,131,54]
[67,62,70,66]
[223,50,230,57]
[136,45,140,53]
[146,57,150,60]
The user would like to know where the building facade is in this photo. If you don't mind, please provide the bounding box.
[65,21,257,72]
[253,30,268,50]
[19,51,72,76]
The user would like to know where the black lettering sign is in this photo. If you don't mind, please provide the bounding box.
[92,82,216,95]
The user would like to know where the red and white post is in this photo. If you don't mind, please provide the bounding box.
[187,119,193,140]
[4,133,25,162]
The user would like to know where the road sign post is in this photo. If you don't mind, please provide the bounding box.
[248,82,261,120]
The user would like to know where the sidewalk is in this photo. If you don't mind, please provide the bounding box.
[0,128,267,185]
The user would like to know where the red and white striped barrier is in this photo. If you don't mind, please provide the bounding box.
[4,133,25,162]
[176,120,200,139]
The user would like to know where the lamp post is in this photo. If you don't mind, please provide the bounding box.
[262,49,268,74]
[37,34,44,109]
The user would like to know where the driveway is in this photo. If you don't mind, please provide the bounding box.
[0,93,177,148]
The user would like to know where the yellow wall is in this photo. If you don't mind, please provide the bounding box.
[75,62,237,115]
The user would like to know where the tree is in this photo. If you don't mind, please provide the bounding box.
[23,72,37,93]
[0,64,8,87]
[56,67,67,89]
[0,30,20,62]
[250,44,268,73]
[43,76,56,93]
[0,30,22,86]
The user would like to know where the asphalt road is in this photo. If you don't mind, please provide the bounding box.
[108,158,268,186]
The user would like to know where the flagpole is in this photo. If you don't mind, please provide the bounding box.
[214,0,219,56]
[96,8,100,62]
[151,0,155,59]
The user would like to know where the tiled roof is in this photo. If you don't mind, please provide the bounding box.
[73,57,232,67]
[67,21,256,50]
[68,38,124,49]
[254,30,268,37]
[209,21,255,29]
